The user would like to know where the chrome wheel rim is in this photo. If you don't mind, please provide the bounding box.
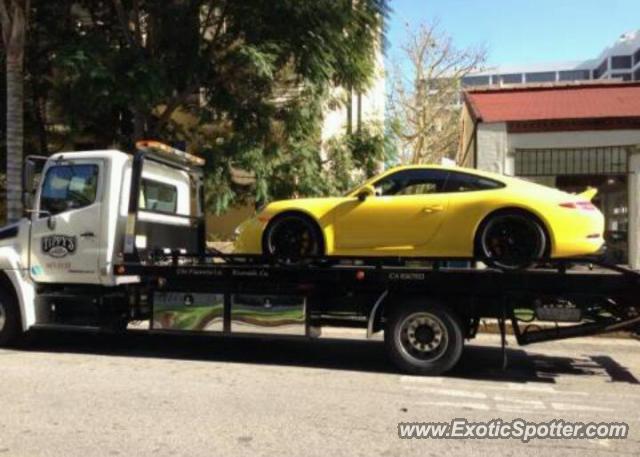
[397,312,448,363]
[0,299,6,333]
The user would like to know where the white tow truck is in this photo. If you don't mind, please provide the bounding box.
[0,141,638,375]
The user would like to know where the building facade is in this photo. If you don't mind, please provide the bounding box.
[460,82,640,268]
[463,30,640,87]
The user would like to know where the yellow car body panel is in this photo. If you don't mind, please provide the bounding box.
[234,165,605,258]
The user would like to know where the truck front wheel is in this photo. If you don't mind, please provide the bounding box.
[0,287,22,346]
[385,300,464,375]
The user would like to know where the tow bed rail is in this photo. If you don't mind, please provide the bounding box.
[110,253,640,374]
[116,253,640,291]
[115,254,640,346]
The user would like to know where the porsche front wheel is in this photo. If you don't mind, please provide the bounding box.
[263,214,324,260]
[478,211,547,270]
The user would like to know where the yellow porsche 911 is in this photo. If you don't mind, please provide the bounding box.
[234,165,605,269]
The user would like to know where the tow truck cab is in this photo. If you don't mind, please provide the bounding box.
[0,142,204,331]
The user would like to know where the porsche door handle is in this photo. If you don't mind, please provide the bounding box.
[422,205,444,214]
[80,231,96,238]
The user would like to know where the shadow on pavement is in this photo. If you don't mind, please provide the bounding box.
[14,330,640,385]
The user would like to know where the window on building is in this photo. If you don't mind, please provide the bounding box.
[635,68,640,81]
[611,55,632,70]
[498,74,523,84]
[515,147,628,177]
[524,72,556,83]
[611,73,632,81]
[635,48,640,66]
[140,179,178,213]
[558,70,591,81]
[461,75,490,86]
[593,59,608,79]
[40,165,99,215]
[444,172,505,192]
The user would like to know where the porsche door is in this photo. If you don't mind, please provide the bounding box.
[333,169,451,252]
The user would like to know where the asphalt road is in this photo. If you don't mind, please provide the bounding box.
[1,330,639,457]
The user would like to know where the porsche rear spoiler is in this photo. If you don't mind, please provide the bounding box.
[578,187,598,201]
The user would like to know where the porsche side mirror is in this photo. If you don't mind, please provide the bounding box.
[356,185,376,202]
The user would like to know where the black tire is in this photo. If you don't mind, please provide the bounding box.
[263,213,324,261]
[0,286,22,347]
[385,300,464,376]
[477,210,547,271]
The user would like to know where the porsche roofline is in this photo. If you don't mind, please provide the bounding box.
[347,164,512,197]
[382,164,508,179]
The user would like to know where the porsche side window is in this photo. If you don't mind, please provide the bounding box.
[374,169,450,196]
[40,164,99,215]
[444,172,505,192]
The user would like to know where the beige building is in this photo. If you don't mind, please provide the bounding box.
[460,81,640,268]
[321,49,386,143]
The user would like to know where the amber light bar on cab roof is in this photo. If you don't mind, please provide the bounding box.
[135,140,206,167]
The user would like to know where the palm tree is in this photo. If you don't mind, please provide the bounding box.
[0,0,29,222]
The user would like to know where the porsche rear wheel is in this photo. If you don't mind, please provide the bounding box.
[263,214,324,260]
[478,211,547,270]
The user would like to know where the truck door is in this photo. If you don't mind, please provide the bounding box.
[29,160,104,284]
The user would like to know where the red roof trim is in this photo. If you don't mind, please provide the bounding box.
[465,80,640,95]
[465,82,640,124]
[462,91,483,122]
[507,117,640,134]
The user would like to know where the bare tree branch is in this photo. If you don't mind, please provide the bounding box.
[389,21,486,164]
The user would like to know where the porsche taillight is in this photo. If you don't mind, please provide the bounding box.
[559,201,597,211]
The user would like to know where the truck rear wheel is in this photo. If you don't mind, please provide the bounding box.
[0,287,22,346]
[385,300,464,375]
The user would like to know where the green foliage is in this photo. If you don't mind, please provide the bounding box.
[15,0,389,212]
[324,123,395,195]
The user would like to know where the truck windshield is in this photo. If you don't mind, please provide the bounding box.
[40,164,99,215]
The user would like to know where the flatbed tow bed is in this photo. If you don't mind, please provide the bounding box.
[1,141,638,376]
[114,251,640,375]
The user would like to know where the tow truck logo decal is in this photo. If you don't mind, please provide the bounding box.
[42,235,77,258]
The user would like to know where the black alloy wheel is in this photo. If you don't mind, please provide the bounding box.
[264,215,323,260]
[479,212,546,270]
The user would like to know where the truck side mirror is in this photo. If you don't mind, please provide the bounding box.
[22,155,47,214]
[22,160,36,211]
